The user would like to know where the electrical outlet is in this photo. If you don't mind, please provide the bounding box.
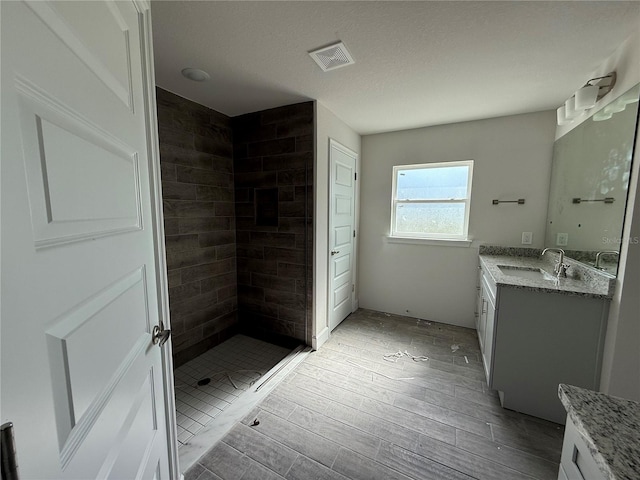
[521,232,533,245]
[557,233,569,246]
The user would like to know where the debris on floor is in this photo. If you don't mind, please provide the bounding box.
[226,373,238,390]
[383,350,429,363]
[451,344,460,352]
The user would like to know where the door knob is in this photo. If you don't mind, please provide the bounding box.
[152,321,171,346]
[331,250,340,255]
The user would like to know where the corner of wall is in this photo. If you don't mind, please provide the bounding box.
[314,102,361,348]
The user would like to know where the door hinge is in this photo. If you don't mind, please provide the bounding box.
[1,422,19,480]
[352,284,355,292]
[353,230,356,238]
[354,172,357,180]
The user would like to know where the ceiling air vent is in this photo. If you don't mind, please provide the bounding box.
[308,41,355,72]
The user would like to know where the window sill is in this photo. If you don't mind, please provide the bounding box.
[386,235,473,247]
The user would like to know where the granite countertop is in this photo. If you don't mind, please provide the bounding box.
[558,384,640,480]
[479,254,614,299]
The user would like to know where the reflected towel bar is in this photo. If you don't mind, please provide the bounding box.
[572,197,615,204]
[492,199,525,205]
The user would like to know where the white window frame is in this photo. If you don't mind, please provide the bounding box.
[390,160,474,242]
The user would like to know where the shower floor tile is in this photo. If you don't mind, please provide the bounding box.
[173,334,292,446]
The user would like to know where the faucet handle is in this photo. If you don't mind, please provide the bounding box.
[558,263,570,278]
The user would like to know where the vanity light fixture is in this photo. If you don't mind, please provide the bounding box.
[575,84,599,110]
[593,84,639,122]
[181,68,210,82]
[556,72,617,125]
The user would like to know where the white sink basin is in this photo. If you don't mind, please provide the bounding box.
[498,265,557,282]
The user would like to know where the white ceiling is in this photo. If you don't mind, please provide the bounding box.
[151,1,640,135]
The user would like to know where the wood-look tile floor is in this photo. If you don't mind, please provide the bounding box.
[185,309,564,480]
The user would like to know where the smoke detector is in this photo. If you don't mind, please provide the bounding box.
[308,41,355,72]
[181,68,210,82]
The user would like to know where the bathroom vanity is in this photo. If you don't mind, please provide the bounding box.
[476,247,614,423]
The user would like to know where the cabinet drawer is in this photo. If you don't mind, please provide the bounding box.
[560,417,605,480]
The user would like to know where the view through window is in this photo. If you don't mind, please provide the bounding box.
[391,160,473,240]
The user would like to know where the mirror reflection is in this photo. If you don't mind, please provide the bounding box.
[545,83,640,275]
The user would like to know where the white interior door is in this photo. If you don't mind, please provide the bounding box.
[328,139,357,331]
[1,1,175,479]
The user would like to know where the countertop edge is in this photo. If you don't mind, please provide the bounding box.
[558,385,616,480]
[558,383,640,480]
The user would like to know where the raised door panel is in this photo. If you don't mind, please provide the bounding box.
[46,267,151,451]
[334,226,351,249]
[334,162,353,188]
[26,0,134,109]
[17,81,142,248]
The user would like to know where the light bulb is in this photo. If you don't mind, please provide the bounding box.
[556,105,570,125]
[575,85,599,110]
[565,96,580,119]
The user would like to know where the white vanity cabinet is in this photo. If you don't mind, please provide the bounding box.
[476,267,496,385]
[476,260,610,424]
[558,417,605,480]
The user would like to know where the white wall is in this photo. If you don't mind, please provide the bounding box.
[314,102,361,348]
[593,31,640,400]
[359,111,556,328]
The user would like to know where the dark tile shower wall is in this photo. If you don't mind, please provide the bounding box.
[156,88,238,367]
[232,102,314,344]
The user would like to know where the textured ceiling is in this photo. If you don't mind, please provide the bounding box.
[152,1,640,135]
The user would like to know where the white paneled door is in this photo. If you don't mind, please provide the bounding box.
[328,140,357,331]
[1,1,176,479]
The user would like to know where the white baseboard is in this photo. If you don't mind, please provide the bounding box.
[314,326,330,350]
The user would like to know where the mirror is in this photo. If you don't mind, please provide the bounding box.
[545,83,640,275]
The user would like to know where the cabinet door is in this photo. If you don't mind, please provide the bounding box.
[477,291,487,353]
[559,417,606,480]
[483,296,496,386]
[475,286,482,331]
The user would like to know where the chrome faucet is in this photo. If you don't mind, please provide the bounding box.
[595,250,619,269]
[541,248,569,278]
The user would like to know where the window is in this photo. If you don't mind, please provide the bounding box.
[390,160,473,241]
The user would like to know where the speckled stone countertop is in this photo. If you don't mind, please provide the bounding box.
[559,384,640,480]
[478,246,615,299]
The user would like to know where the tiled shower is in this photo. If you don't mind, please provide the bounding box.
[156,88,314,444]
